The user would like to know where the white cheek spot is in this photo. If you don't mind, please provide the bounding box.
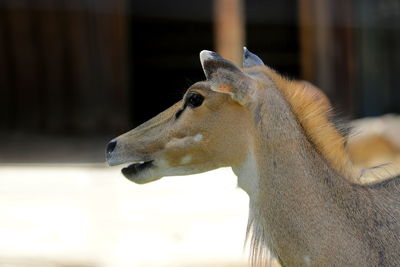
[193,133,203,142]
[303,255,311,266]
[180,155,192,165]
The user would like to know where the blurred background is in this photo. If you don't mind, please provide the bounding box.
[0,0,399,266]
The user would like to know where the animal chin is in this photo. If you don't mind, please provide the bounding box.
[121,160,160,184]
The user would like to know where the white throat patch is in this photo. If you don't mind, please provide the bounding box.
[232,151,259,197]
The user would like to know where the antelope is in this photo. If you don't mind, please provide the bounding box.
[106,48,400,266]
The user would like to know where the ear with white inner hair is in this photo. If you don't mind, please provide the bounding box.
[243,47,265,68]
[199,50,255,105]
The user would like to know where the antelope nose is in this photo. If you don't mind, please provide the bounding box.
[106,140,117,159]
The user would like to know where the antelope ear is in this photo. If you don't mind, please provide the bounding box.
[243,47,264,68]
[199,50,254,105]
[200,50,243,79]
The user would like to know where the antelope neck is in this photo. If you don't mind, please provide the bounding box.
[233,90,371,265]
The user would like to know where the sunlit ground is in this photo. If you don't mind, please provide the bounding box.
[0,164,250,267]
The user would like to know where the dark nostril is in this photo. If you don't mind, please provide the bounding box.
[106,140,117,155]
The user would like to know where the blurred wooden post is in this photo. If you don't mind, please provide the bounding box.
[298,0,356,115]
[298,0,334,96]
[214,0,245,65]
[298,0,317,83]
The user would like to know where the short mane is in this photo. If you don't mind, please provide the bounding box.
[261,67,354,178]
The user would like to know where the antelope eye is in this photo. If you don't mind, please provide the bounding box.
[186,92,204,108]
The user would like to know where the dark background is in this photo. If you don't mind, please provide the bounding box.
[0,0,399,162]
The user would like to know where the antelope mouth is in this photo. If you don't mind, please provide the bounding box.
[122,160,155,179]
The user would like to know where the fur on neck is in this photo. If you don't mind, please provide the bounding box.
[259,66,354,178]
[246,206,278,266]
[242,66,356,265]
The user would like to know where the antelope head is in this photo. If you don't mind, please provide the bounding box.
[106,49,265,184]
